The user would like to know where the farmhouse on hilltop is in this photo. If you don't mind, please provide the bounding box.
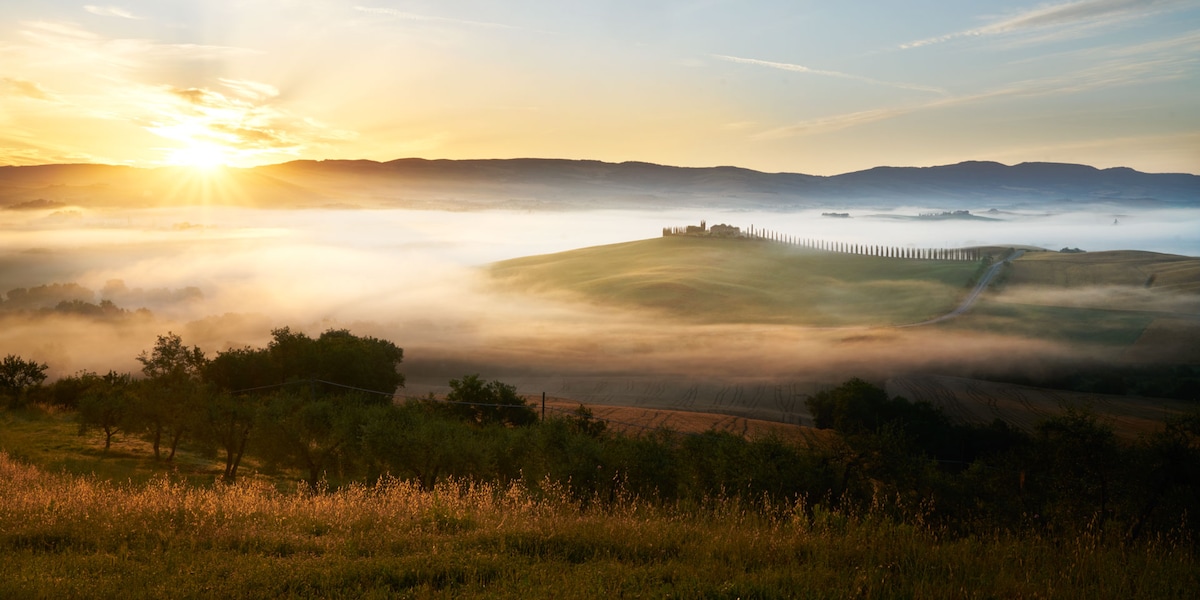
[663,220,743,238]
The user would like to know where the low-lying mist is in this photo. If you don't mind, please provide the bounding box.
[2,204,1197,388]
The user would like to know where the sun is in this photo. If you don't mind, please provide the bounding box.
[167,143,232,170]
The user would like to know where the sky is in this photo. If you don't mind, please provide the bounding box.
[1,0,1197,175]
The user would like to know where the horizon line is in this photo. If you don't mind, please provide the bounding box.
[2,156,1197,178]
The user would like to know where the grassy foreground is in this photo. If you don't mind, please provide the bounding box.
[1,452,1196,600]
[490,236,981,326]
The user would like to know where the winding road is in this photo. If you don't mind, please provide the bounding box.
[898,250,1024,327]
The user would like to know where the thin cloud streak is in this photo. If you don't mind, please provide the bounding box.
[84,5,142,20]
[2,77,55,101]
[354,5,521,30]
[753,44,1192,141]
[900,0,1191,49]
[752,107,910,140]
[16,20,256,71]
[714,54,946,94]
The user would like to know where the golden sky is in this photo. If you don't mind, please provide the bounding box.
[1,1,1197,175]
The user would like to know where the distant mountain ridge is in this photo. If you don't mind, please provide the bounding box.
[1,158,1196,210]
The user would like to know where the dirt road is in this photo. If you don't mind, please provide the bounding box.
[899,250,1024,327]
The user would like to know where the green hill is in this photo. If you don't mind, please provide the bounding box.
[1008,250,1200,293]
[489,237,981,326]
[957,250,1200,355]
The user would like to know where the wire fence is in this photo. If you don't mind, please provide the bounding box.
[227,378,1057,478]
[229,377,681,435]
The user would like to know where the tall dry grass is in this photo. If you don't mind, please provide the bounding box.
[0,451,1195,598]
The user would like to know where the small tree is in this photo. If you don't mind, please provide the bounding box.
[201,346,276,482]
[201,391,257,483]
[362,402,490,489]
[46,371,96,409]
[566,404,608,438]
[133,332,207,461]
[256,392,370,492]
[1,354,49,408]
[445,374,536,426]
[805,378,889,433]
[77,371,135,452]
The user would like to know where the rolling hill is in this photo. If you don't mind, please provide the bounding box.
[489,236,982,327]
[490,237,1200,351]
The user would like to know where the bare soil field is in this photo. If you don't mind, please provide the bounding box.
[408,373,1193,444]
[405,377,826,427]
[538,397,835,447]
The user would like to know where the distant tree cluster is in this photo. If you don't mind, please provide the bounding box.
[662,222,983,261]
[0,280,201,318]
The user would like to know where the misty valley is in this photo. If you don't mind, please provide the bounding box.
[5,0,1200,594]
[2,161,1199,597]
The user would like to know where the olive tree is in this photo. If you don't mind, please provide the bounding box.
[445,374,536,426]
[133,332,207,461]
[1,354,48,408]
[76,371,135,452]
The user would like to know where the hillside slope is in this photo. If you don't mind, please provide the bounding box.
[490,236,980,326]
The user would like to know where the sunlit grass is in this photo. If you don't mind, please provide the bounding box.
[0,451,1194,598]
[0,405,262,486]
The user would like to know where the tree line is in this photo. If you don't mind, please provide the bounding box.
[4,336,1200,543]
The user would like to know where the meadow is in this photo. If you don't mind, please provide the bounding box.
[2,451,1197,599]
[2,407,1198,600]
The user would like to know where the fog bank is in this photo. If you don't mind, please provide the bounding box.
[2,205,1196,382]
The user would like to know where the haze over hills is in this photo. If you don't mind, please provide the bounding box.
[1,158,1196,211]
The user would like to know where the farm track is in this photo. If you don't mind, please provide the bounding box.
[899,250,1024,327]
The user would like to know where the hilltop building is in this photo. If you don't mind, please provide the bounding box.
[663,220,743,238]
[709,223,741,237]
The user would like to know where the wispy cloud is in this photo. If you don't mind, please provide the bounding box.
[4,19,347,165]
[354,5,519,30]
[900,0,1191,49]
[713,54,946,94]
[218,78,280,103]
[2,77,55,101]
[142,82,352,156]
[752,107,912,140]
[17,20,254,72]
[754,33,1197,141]
[0,145,105,167]
[84,5,142,20]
